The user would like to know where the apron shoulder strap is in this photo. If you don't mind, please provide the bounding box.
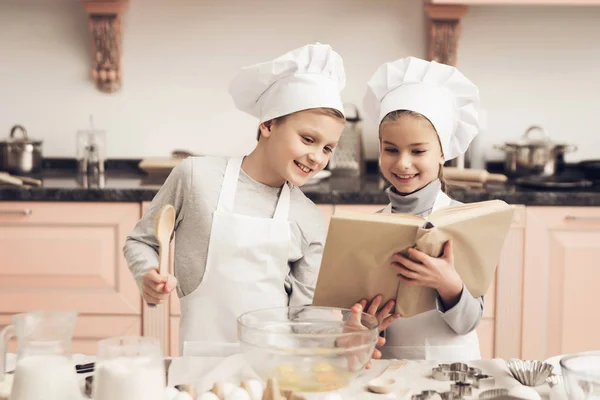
[381,203,393,214]
[430,190,453,215]
[216,157,244,213]
[272,183,291,220]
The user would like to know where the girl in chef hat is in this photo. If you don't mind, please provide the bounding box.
[124,43,387,357]
[351,56,484,361]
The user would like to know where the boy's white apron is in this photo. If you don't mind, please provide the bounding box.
[179,157,291,355]
[381,189,481,361]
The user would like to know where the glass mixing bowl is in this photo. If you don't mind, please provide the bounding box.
[237,306,379,393]
[560,352,600,400]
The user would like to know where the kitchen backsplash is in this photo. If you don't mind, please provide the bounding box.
[1,0,599,164]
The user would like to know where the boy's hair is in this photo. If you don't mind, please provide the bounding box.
[379,110,447,193]
[256,107,345,141]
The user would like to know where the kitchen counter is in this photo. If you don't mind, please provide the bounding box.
[1,163,600,205]
[3,353,557,400]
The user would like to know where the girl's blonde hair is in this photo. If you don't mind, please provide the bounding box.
[380,110,447,193]
[256,107,345,141]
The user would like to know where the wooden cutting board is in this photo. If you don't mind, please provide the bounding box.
[138,157,183,175]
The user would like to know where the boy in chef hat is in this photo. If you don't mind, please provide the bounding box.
[125,43,386,356]
[350,56,484,361]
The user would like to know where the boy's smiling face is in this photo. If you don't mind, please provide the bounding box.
[261,109,344,187]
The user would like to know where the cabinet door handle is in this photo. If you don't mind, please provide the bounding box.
[565,215,600,221]
[0,209,32,216]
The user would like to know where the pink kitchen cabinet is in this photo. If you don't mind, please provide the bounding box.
[493,205,526,359]
[0,202,142,352]
[522,207,600,361]
[427,0,600,5]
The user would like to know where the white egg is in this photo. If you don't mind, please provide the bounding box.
[509,385,542,400]
[320,392,343,400]
[224,383,236,397]
[165,386,180,400]
[226,387,251,400]
[175,392,194,400]
[241,379,264,400]
[199,391,221,400]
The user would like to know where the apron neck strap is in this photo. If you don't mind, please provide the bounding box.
[430,190,452,214]
[217,157,244,213]
[218,157,291,220]
[272,184,290,220]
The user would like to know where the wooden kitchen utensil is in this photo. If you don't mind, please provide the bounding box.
[0,172,23,186]
[147,204,176,308]
[367,360,407,394]
[0,172,42,187]
[444,167,508,183]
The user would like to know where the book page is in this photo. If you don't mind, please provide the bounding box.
[333,210,425,226]
[312,215,421,311]
[429,200,513,227]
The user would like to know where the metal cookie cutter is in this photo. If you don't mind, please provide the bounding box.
[432,364,468,382]
[438,392,455,400]
[472,374,496,389]
[412,390,443,400]
[451,382,473,398]
[467,367,482,382]
[449,371,468,383]
[450,363,469,373]
[432,366,452,381]
[479,389,509,399]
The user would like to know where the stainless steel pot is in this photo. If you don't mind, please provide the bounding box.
[494,125,576,177]
[0,125,43,174]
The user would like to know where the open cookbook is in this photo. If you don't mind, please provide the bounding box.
[313,200,515,317]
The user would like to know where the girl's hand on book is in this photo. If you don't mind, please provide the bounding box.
[392,240,463,308]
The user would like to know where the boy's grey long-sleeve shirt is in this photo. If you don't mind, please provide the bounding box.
[123,156,326,306]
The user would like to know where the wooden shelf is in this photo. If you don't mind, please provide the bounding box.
[423,0,599,67]
[80,0,129,93]
[427,0,600,5]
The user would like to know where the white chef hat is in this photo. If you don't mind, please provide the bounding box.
[364,57,480,161]
[229,43,346,123]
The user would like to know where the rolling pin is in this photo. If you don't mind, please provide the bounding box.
[443,167,508,183]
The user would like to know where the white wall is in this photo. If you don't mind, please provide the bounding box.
[1,0,599,164]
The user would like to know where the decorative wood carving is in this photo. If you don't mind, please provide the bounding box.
[423,4,468,66]
[81,1,128,93]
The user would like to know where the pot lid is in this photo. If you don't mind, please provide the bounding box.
[504,125,565,148]
[1,125,42,145]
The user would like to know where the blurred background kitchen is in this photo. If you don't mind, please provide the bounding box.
[1,0,599,361]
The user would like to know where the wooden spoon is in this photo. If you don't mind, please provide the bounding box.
[367,360,407,394]
[148,204,176,308]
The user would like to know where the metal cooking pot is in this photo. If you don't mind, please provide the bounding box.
[0,125,43,174]
[494,125,576,177]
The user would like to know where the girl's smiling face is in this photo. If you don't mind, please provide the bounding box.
[379,112,444,194]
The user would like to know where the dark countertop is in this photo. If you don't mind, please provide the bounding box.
[1,159,600,206]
